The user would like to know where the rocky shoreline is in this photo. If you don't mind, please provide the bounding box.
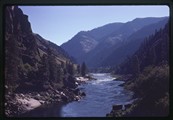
[106,74,136,117]
[111,74,133,81]
[5,77,88,117]
[4,6,92,117]
[106,98,140,117]
[107,66,169,117]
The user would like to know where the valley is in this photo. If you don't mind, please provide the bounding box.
[19,73,133,117]
[61,17,168,69]
[4,5,169,117]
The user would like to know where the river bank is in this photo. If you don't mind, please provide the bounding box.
[60,73,133,117]
[5,76,88,117]
[111,74,133,81]
[5,73,134,117]
[106,74,137,117]
[107,65,169,117]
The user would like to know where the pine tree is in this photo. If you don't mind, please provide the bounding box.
[81,62,86,77]
[77,65,80,74]
[132,55,140,76]
[67,62,74,75]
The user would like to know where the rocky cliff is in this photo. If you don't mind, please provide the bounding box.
[5,6,84,117]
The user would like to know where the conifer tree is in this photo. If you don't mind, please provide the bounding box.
[81,62,86,77]
[132,55,140,76]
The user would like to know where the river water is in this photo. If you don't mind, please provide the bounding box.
[20,73,133,117]
[61,73,133,117]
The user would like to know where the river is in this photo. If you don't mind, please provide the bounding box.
[20,73,133,117]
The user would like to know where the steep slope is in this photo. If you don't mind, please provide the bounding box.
[102,17,166,42]
[100,17,168,68]
[115,22,169,75]
[88,22,124,40]
[61,17,168,69]
[61,23,123,63]
[5,6,83,116]
[61,31,98,63]
[108,22,169,117]
[5,6,74,93]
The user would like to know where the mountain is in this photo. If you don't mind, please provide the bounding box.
[61,17,168,69]
[115,22,169,75]
[108,22,169,117]
[99,17,168,68]
[61,31,98,63]
[61,23,124,63]
[5,6,84,116]
[88,22,124,40]
[5,6,74,93]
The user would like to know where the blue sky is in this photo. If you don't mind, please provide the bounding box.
[19,5,169,46]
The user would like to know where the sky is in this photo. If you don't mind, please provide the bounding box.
[19,5,169,46]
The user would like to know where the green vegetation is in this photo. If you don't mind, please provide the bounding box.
[108,22,169,117]
[5,6,82,94]
[124,65,169,116]
[81,62,87,77]
[5,6,89,117]
[133,65,169,98]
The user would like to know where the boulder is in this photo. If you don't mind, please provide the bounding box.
[61,95,68,102]
[125,103,132,108]
[112,105,122,111]
[73,88,80,95]
[81,92,86,96]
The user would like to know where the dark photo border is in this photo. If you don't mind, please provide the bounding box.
[0,0,173,120]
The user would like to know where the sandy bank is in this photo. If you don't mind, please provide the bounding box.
[17,97,41,111]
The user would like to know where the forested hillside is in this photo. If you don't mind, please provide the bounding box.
[5,6,86,117]
[61,17,168,69]
[99,18,168,68]
[108,22,169,117]
[4,5,170,117]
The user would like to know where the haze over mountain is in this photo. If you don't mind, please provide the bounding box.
[61,17,168,69]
